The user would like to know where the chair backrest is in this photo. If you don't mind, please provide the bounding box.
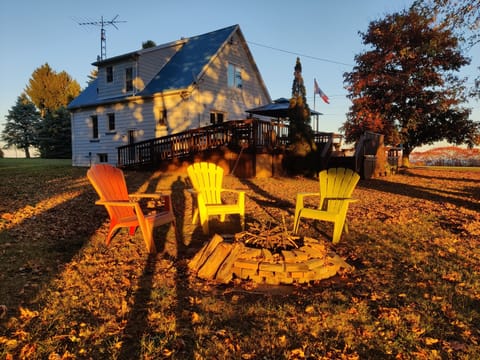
[87,164,135,221]
[319,168,360,212]
[187,162,224,205]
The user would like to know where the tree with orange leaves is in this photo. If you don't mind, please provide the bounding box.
[342,8,479,166]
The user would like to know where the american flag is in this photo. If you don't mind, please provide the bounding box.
[314,78,330,104]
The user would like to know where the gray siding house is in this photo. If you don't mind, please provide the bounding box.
[68,24,271,167]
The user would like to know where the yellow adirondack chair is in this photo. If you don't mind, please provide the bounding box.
[187,162,245,234]
[293,167,360,244]
[87,164,175,253]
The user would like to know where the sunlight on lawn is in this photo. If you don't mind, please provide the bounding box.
[1,162,479,359]
[0,191,84,231]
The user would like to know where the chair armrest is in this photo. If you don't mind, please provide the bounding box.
[295,192,319,205]
[130,193,173,212]
[96,200,137,206]
[129,193,163,199]
[294,192,321,225]
[220,189,245,208]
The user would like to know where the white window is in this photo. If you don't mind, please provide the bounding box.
[125,67,133,92]
[228,63,242,89]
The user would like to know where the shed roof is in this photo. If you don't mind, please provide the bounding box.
[246,98,322,119]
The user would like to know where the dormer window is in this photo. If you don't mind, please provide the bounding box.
[106,66,113,82]
[125,67,133,92]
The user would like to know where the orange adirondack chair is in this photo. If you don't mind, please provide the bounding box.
[293,167,360,244]
[187,162,245,234]
[87,164,175,253]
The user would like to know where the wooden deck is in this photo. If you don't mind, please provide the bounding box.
[117,119,343,175]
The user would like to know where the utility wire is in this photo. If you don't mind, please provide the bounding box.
[248,41,354,67]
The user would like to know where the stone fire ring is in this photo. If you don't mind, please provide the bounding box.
[188,234,354,285]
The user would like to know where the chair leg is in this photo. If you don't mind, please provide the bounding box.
[139,221,156,254]
[293,213,301,234]
[106,223,120,245]
[192,209,199,224]
[198,207,209,234]
[129,226,137,236]
[201,218,209,235]
[332,219,345,244]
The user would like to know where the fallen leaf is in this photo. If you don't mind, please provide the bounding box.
[425,337,439,345]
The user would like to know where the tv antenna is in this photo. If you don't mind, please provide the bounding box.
[78,15,126,61]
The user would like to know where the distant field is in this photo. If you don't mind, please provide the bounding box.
[0,158,72,168]
[413,165,480,171]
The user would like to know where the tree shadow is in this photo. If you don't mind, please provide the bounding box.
[359,177,479,213]
[402,168,480,184]
[238,178,296,220]
[117,252,157,359]
[0,175,105,321]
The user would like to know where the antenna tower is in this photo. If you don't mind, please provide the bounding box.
[78,15,126,61]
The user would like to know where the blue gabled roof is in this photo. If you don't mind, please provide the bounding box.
[68,25,238,109]
[140,24,238,95]
[67,79,98,109]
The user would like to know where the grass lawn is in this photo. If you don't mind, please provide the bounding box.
[1,159,479,359]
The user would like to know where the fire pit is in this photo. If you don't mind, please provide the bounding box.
[188,220,353,285]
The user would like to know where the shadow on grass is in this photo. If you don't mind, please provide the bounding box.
[117,174,196,359]
[238,178,296,227]
[0,169,105,320]
[359,176,479,213]
[403,168,480,184]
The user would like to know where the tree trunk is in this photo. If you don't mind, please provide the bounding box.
[402,148,411,167]
[24,147,30,159]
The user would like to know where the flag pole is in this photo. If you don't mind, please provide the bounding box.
[313,79,317,132]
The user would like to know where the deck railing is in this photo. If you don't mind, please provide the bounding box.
[117,119,339,168]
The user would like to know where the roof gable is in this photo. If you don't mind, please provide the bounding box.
[68,24,253,110]
[139,24,238,95]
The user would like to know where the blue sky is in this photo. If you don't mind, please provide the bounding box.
[0,0,478,156]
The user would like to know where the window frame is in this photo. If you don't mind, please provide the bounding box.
[91,115,99,139]
[227,63,243,89]
[107,113,116,132]
[106,66,113,83]
[125,67,133,92]
[210,111,225,125]
[97,153,108,163]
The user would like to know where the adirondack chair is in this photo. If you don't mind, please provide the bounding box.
[87,164,175,253]
[293,167,360,244]
[187,162,245,234]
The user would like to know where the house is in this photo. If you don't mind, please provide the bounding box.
[68,24,271,167]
